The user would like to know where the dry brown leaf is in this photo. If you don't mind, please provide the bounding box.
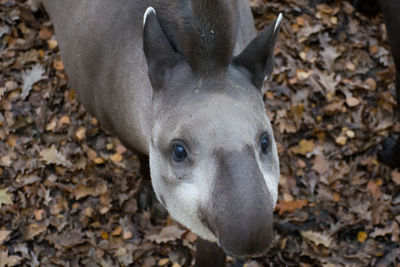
[320,45,340,68]
[110,153,123,163]
[275,199,308,215]
[53,57,64,71]
[39,27,52,40]
[0,230,11,245]
[370,222,400,242]
[312,154,330,174]
[323,101,343,115]
[25,223,47,240]
[301,230,332,248]
[297,22,322,42]
[50,230,85,249]
[0,188,13,207]
[392,170,400,185]
[146,225,186,244]
[367,180,382,200]
[75,126,86,141]
[184,232,198,243]
[346,96,360,107]
[0,249,22,267]
[57,115,70,127]
[72,181,107,200]
[40,146,73,168]
[158,258,170,266]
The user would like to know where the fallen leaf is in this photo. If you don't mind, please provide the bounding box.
[370,222,399,242]
[367,180,382,200]
[0,189,13,207]
[53,57,64,70]
[0,230,11,245]
[301,230,332,247]
[110,153,123,163]
[0,249,22,267]
[21,63,46,100]
[392,170,400,185]
[346,96,360,107]
[291,139,315,155]
[298,22,322,42]
[17,50,39,65]
[275,199,308,215]
[39,146,73,168]
[39,27,52,40]
[312,154,330,174]
[320,45,340,68]
[158,258,170,266]
[357,231,368,243]
[146,225,186,244]
[75,126,86,141]
[25,223,47,240]
[72,181,107,200]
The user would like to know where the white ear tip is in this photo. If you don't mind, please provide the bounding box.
[274,13,283,34]
[143,7,156,27]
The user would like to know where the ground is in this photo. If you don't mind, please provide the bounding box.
[0,0,400,266]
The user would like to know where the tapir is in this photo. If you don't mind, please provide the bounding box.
[353,0,400,168]
[41,0,282,265]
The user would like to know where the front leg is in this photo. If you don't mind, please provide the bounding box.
[378,136,400,168]
[377,0,400,169]
[136,153,168,219]
[195,238,226,267]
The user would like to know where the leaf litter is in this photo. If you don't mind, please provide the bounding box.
[0,0,399,266]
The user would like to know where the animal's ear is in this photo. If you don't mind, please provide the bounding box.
[143,7,179,91]
[233,13,283,90]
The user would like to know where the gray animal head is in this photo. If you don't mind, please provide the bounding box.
[143,1,282,258]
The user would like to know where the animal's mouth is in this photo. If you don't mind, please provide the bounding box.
[219,243,270,259]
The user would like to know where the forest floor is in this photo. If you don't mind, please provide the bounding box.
[0,0,399,266]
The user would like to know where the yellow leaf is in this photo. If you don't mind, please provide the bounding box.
[291,139,315,155]
[110,153,123,163]
[357,231,367,243]
[158,258,170,266]
[101,231,109,240]
[0,189,13,207]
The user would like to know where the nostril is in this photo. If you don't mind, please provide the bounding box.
[215,217,273,258]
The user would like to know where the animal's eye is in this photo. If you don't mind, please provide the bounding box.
[172,143,187,162]
[260,133,269,154]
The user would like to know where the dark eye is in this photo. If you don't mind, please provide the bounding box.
[172,143,187,162]
[260,133,269,154]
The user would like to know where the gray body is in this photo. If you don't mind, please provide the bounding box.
[42,0,282,260]
[42,0,256,155]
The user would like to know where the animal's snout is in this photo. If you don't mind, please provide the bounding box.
[212,198,273,258]
[202,148,275,258]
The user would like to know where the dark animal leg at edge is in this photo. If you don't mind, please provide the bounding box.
[195,238,226,267]
[378,73,400,169]
[136,153,168,219]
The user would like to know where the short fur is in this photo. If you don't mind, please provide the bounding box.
[42,0,283,262]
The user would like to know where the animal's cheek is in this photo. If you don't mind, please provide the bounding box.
[256,157,280,207]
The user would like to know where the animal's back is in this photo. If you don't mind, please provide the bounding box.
[43,0,153,154]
